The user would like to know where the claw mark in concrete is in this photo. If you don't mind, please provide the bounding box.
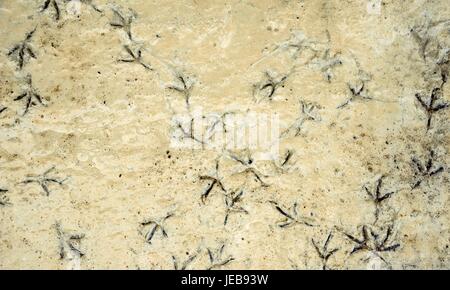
[199,160,226,204]
[41,0,61,21]
[272,149,295,173]
[168,91,205,147]
[118,45,152,70]
[337,79,372,109]
[206,112,235,136]
[223,190,248,226]
[250,31,318,68]
[269,201,315,228]
[140,212,174,244]
[412,150,444,189]
[312,231,339,270]
[172,250,199,270]
[310,35,342,82]
[411,19,450,61]
[20,166,67,196]
[167,73,194,109]
[55,222,85,268]
[110,8,135,40]
[7,28,37,70]
[281,100,321,138]
[228,150,269,187]
[415,87,448,131]
[206,244,234,270]
[411,20,450,86]
[279,149,294,167]
[363,175,395,221]
[14,75,47,116]
[253,71,288,103]
[342,224,400,265]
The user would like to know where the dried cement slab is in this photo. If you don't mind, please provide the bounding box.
[0,0,449,270]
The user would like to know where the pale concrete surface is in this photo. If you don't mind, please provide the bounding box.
[0,0,449,269]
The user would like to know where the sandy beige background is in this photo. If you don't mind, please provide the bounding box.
[0,0,449,269]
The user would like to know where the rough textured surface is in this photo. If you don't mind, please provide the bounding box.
[0,0,449,270]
